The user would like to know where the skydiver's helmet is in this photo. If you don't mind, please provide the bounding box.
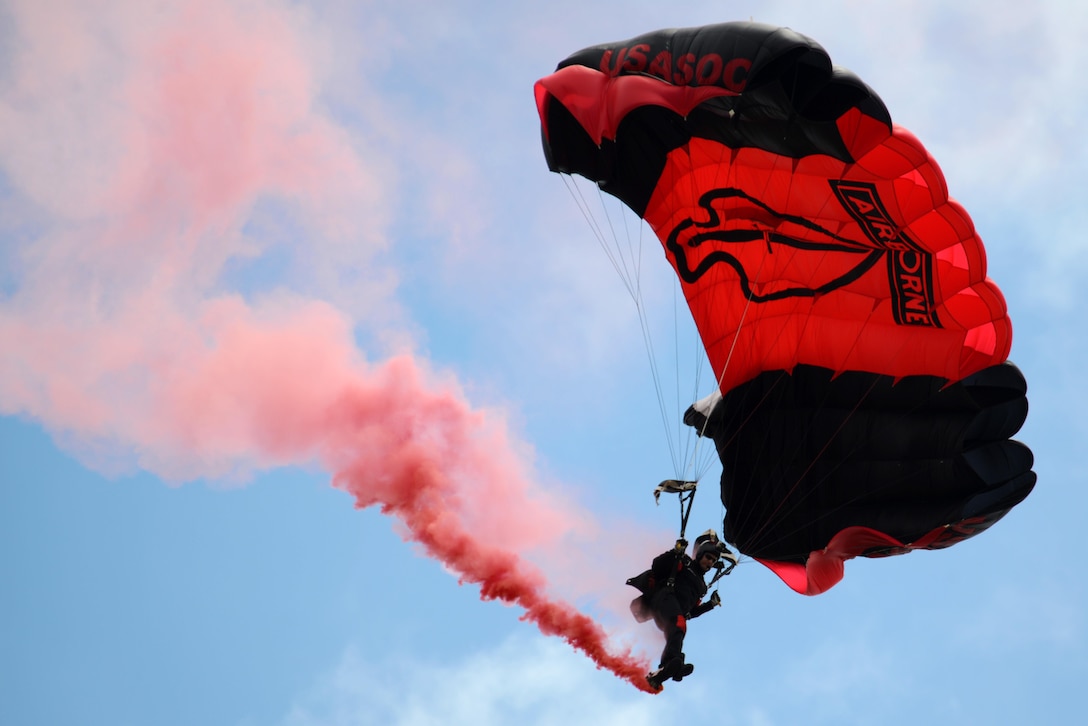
[693,529,727,561]
[694,540,721,562]
[692,528,739,576]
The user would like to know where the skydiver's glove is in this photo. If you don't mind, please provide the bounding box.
[709,590,721,608]
[675,538,688,552]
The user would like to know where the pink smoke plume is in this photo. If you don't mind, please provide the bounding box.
[325,356,654,691]
[0,0,655,692]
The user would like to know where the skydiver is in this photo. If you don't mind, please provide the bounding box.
[630,531,729,691]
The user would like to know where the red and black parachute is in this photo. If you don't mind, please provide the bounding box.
[535,22,1035,594]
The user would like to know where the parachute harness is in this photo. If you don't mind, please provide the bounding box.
[653,481,739,582]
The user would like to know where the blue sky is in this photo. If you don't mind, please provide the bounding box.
[2,1,1085,724]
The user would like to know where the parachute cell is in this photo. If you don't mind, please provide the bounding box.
[535,22,1035,594]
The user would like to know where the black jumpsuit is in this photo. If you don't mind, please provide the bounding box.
[648,549,715,668]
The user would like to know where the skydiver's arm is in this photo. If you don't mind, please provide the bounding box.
[689,601,714,618]
[689,590,721,618]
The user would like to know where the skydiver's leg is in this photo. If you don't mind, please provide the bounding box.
[650,592,687,669]
[660,613,687,668]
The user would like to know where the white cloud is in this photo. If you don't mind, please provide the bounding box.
[280,635,668,726]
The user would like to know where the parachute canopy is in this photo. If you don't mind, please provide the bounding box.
[535,22,1035,595]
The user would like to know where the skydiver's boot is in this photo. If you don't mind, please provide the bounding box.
[666,654,694,682]
[647,658,677,691]
[647,656,688,690]
[673,661,695,682]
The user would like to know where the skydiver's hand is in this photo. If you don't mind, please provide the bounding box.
[675,538,688,552]
[709,590,721,607]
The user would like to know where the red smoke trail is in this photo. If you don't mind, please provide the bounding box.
[0,0,656,693]
[323,356,654,692]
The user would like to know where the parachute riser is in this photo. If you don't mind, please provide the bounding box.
[654,479,700,541]
[707,554,738,586]
[678,488,696,540]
